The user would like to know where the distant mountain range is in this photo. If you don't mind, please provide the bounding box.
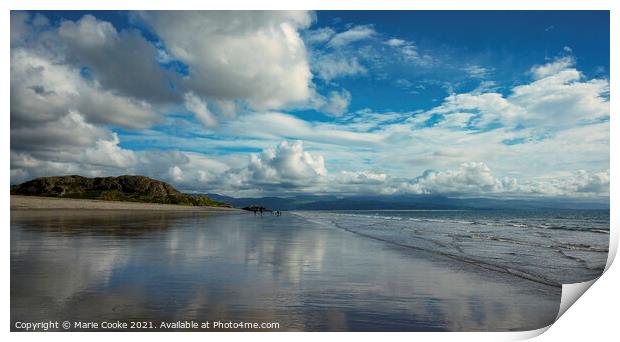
[206,193,609,211]
[10,175,608,211]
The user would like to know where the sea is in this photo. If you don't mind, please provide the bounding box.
[295,209,610,286]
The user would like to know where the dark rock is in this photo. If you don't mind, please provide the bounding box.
[242,205,272,213]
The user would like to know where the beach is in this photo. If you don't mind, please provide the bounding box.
[10,195,238,211]
[11,208,561,331]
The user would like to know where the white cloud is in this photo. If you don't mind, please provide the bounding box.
[11,111,109,158]
[314,55,367,81]
[9,13,609,200]
[305,27,336,44]
[530,56,575,79]
[11,49,158,129]
[219,112,383,150]
[426,60,609,129]
[209,143,610,197]
[428,92,524,128]
[568,169,610,194]
[212,100,238,120]
[464,65,491,79]
[168,165,184,183]
[385,38,406,47]
[56,15,179,103]
[385,38,434,67]
[403,162,518,195]
[140,11,314,110]
[329,162,608,198]
[184,92,217,128]
[222,141,327,192]
[81,133,137,169]
[509,69,609,127]
[521,169,610,196]
[327,25,376,48]
[320,90,352,117]
[58,14,117,47]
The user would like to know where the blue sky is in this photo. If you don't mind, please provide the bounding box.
[10,11,610,198]
[309,11,609,114]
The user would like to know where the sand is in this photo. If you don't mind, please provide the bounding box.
[11,209,560,331]
[10,195,239,212]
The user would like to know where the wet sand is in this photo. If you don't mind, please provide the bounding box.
[10,195,238,211]
[10,209,560,331]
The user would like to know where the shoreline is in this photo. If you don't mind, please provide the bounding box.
[10,195,240,212]
[292,211,561,288]
[11,209,560,331]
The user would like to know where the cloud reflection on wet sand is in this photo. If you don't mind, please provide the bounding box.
[11,210,560,331]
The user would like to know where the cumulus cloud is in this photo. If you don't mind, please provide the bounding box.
[427,92,524,128]
[9,12,609,201]
[222,141,327,192]
[509,68,609,127]
[403,162,519,195]
[140,11,314,110]
[81,134,138,169]
[330,162,609,198]
[11,111,109,158]
[425,57,609,130]
[522,170,610,196]
[572,170,610,194]
[530,56,574,79]
[14,10,356,127]
[57,15,179,103]
[11,48,158,129]
[209,141,610,198]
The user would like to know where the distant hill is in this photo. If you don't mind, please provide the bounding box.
[11,175,231,208]
[207,193,609,211]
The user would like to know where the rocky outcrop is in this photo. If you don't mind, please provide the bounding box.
[241,205,271,213]
[11,175,231,207]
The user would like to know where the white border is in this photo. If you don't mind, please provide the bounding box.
[2,1,617,341]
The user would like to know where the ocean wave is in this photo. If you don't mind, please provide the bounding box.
[331,220,562,288]
[334,212,609,234]
[292,211,609,287]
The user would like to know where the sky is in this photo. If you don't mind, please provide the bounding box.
[10,10,610,199]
